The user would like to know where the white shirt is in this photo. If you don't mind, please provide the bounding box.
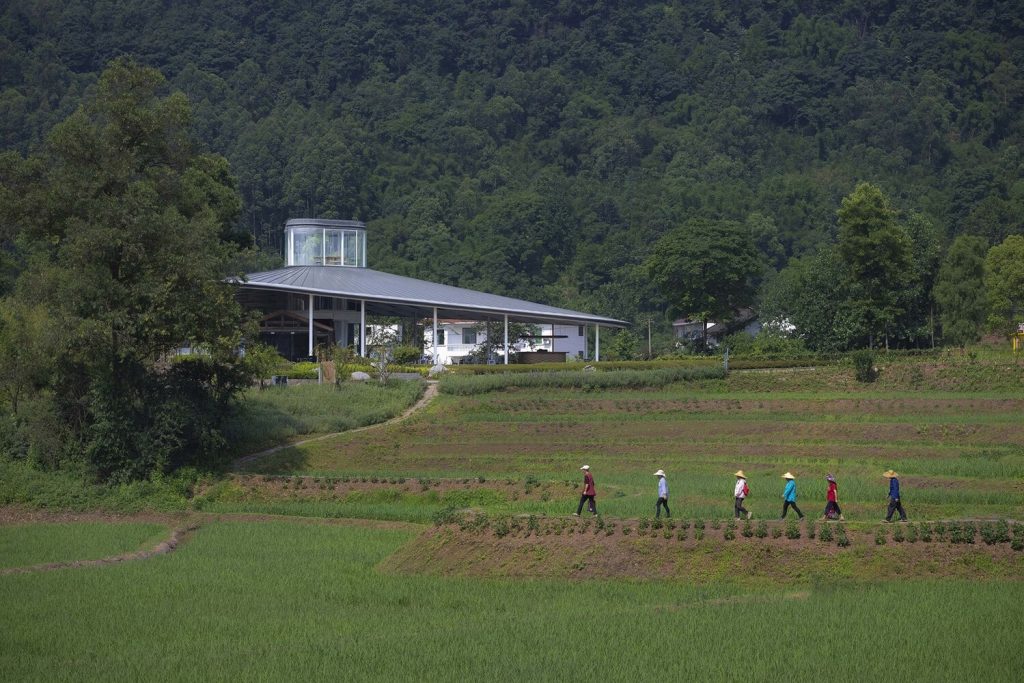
[734,478,746,498]
[658,477,668,498]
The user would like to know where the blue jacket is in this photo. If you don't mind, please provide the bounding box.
[889,477,900,499]
[783,480,797,502]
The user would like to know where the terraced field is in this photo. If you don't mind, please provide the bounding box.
[233,367,1024,522]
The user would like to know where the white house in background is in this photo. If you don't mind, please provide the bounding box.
[673,309,761,347]
[424,321,589,364]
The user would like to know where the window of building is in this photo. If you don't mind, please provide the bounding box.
[578,325,584,336]
[436,330,445,345]
[346,300,361,311]
[462,328,477,345]
[314,296,333,310]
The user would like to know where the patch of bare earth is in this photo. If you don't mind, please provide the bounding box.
[382,524,1024,583]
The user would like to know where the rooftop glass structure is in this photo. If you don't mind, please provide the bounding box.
[285,218,366,267]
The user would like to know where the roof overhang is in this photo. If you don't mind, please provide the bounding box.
[231,266,627,327]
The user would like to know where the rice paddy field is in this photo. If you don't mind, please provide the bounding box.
[2,358,1023,680]
[1,519,1021,681]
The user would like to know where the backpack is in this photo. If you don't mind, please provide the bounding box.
[743,482,750,497]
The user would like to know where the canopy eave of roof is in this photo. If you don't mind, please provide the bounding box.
[231,266,628,328]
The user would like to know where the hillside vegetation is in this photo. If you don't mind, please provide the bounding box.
[2,1,1022,324]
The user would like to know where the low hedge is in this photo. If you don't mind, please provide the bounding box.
[438,366,727,395]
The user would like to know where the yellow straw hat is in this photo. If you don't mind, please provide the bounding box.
[734,470,746,478]
[653,469,666,477]
[781,472,795,479]
[883,469,898,478]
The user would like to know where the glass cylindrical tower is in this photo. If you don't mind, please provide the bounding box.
[284,218,367,267]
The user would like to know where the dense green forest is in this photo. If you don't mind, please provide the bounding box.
[2,0,1023,338]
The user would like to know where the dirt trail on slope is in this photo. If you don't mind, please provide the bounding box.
[232,380,439,469]
[0,510,424,575]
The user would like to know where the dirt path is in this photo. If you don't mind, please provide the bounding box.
[0,511,425,575]
[0,521,202,576]
[232,380,439,469]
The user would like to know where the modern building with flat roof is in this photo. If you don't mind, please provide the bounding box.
[233,218,627,363]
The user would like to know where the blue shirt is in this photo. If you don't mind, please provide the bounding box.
[889,477,900,499]
[783,480,797,502]
[658,478,668,498]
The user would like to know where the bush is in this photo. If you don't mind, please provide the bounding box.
[755,521,768,538]
[818,523,834,542]
[875,526,887,545]
[851,349,877,383]
[741,520,753,537]
[439,366,728,395]
[835,524,850,547]
[785,520,801,539]
[391,345,423,365]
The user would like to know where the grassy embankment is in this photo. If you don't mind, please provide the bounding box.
[219,357,1024,524]
[1,520,1021,681]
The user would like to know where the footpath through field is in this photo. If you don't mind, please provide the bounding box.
[232,380,439,469]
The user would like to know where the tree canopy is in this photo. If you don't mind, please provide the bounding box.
[0,59,253,481]
[1,1,1023,331]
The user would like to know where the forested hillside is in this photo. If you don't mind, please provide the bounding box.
[2,0,1022,330]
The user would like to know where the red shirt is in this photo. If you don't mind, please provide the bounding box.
[583,472,595,496]
[827,481,837,502]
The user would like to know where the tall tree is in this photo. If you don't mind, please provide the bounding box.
[837,183,915,348]
[934,235,989,348]
[984,234,1024,336]
[645,218,761,348]
[0,59,252,481]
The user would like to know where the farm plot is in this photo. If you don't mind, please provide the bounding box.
[232,371,1024,522]
[1,518,1021,681]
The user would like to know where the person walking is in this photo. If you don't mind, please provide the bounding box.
[574,465,597,516]
[822,473,844,521]
[734,470,751,520]
[883,469,907,522]
[654,469,670,518]
[780,472,804,519]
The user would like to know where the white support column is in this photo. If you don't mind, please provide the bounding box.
[595,324,600,362]
[432,307,438,365]
[503,314,509,365]
[359,300,366,358]
[307,293,314,357]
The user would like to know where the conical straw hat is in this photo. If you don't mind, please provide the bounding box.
[883,469,898,478]
[653,470,666,477]
[734,470,746,478]
[781,472,795,479]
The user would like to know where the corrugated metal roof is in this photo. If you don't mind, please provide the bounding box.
[234,266,627,326]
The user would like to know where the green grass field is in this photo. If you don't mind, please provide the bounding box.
[2,360,1023,680]
[0,521,168,569]
[1,520,1020,682]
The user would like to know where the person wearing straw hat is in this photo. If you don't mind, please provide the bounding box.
[822,474,844,521]
[574,465,597,516]
[654,470,670,518]
[883,470,907,522]
[733,470,751,520]
[780,472,804,519]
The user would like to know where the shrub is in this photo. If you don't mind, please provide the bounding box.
[438,366,728,395]
[710,519,721,530]
[391,344,423,365]
[818,523,834,542]
[892,525,905,542]
[493,518,510,538]
[1012,538,1024,551]
[785,520,801,539]
[835,524,851,547]
[755,521,768,538]
[694,519,705,530]
[771,527,782,539]
[639,516,650,530]
[875,527,887,545]
[806,521,816,539]
[676,529,687,541]
[920,523,932,542]
[851,349,877,383]
[906,523,918,543]
[741,520,753,537]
